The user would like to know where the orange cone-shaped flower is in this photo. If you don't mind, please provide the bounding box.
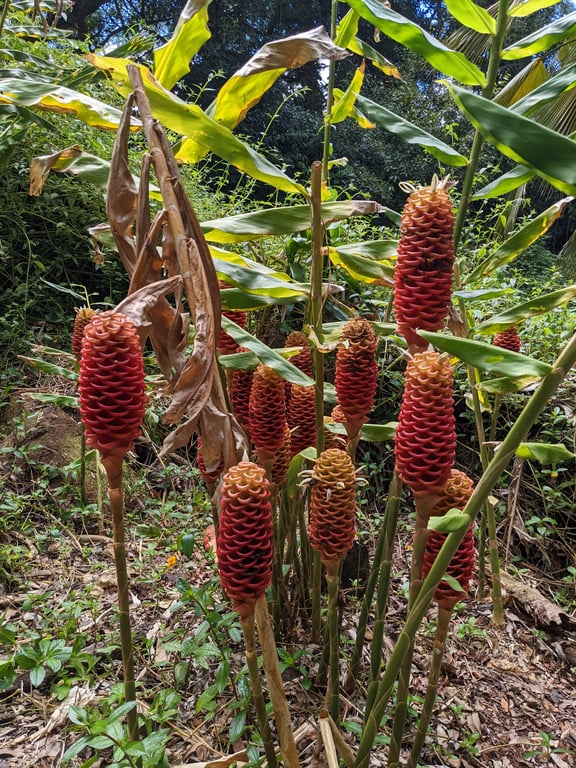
[217,462,273,618]
[493,326,521,353]
[217,281,247,355]
[287,384,316,457]
[335,317,377,438]
[249,364,287,464]
[72,307,96,361]
[429,469,474,519]
[271,424,292,485]
[79,311,146,486]
[393,177,455,348]
[286,330,314,377]
[395,351,456,497]
[422,524,476,611]
[309,448,356,562]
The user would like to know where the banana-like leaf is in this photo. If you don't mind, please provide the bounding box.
[330,63,369,125]
[3,23,70,38]
[453,288,514,301]
[0,77,139,130]
[475,285,576,333]
[18,356,78,381]
[218,347,304,370]
[510,63,576,116]
[220,287,308,310]
[508,0,563,17]
[345,0,486,86]
[328,421,398,442]
[327,241,395,284]
[221,317,314,386]
[419,331,552,377]
[476,374,541,393]
[502,10,576,60]
[200,200,382,243]
[447,83,576,195]
[472,165,535,199]
[466,197,573,281]
[357,94,469,166]
[335,9,401,78]
[88,55,307,196]
[444,0,496,34]
[153,0,212,90]
[494,59,548,109]
[428,509,471,534]
[212,255,310,298]
[516,442,575,463]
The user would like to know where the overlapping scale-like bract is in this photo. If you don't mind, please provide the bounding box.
[271,424,291,485]
[249,364,287,464]
[231,361,254,438]
[79,311,146,462]
[493,326,521,353]
[285,330,314,377]
[217,281,247,355]
[287,384,316,457]
[217,462,273,617]
[429,469,474,519]
[422,524,476,611]
[72,307,96,361]
[335,317,377,437]
[395,351,456,497]
[309,448,356,562]
[393,179,455,348]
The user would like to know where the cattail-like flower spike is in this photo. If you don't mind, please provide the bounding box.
[394,176,455,349]
[493,326,521,353]
[249,364,287,467]
[334,317,378,440]
[72,307,96,362]
[287,384,316,457]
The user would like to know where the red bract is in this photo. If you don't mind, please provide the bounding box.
[395,351,456,497]
[72,307,96,361]
[430,469,474,518]
[335,317,377,437]
[271,424,291,485]
[422,524,476,611]
[249,364,287,464]
[217,281,247,355]
[287,384,316,457]
[217,462,273,618]
[79,311,146,467]
[393,177,455,348]
[493,326,521,353]
[309,448,356,562]
[231,362,254,438]
[285,330,314,377]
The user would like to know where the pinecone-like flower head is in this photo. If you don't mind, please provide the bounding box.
[271,424,291,485]
[335,317,377,437]
[286,330,314,377]
[287,384,317,457]
[394,177,455,348]
[79,311,146,480]
[422,524,476,611]
[72,307,96,361]
[309,448,356,562]
[395,351,456,497]
[231,361,254,437]
[217,462,273,617]
[249,364,287,464]
[429,469,474,518]
[217,281,247,355]
[493,326,521,353]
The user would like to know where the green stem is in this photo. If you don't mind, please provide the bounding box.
[321,0,340,184]
[109,485,139,743]
[489,393,502,444]
[486,496,505,626]
[325,559,342,723]
[79,427,87,507]
[0,0,10,39]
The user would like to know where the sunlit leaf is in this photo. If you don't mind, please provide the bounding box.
[200,200,382,243]
[357,94,469,166]
[328,421,398,442]
[516,442,575,463]
[419,331,552,377]
[345,0,486,86]
[330,63,371,125]
[494,59,548,109]
[18,356,77,381]
[335,8,401,77]
[453,288,514,301]
[212,255,309,298]
[154,0,212,90]
[444,0,496,34]
[467,197,573,281]
[220,287,307,310]
[327,246,394,284]
[507,0,563,17]
[25,393,79,408]
[510,63,576,116]
[475,285,576,333]
[502,10,576,59]
[472,165,535,199]
[476,375,541,393]
[446,83,576,195]
[30,147,109,195]
[428,509,471,533]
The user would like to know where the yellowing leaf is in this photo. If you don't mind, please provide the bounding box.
[154,0,212,90]
[329,63,370,125]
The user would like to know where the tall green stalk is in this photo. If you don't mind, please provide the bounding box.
[321,0,340,184]
[325,559,342,723]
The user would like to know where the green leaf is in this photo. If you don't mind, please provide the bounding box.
[29,665,46,688]
[220,287,307,311]
[419,331,552,378]
[25,393,79,408]
[201,200,382,243]
[444,0,496,34]
[328,422,398,442]
[214,258,308,298]
[221,318,314,386]
[428,509,471,533]
[472,165,535,199]
[475,285,576,334]
[508,0,563,17]
[453,288,514,301]
[18,356,77,381]
[356,95,469,166]
[180,534,195,558]
[153,0,212,89]
[345,0,486,86]
[476,375,541,393]
[502,10,576,59]
[327,246,394,284]
[510,63,576,116]
[446,83,576,196]
[286,449,316,500]
[229,711,247,743]
[215,659,230,692]
[466,197,574,281]
[516,442,575,463]
[88,56,306,197]
[335,9,401,78]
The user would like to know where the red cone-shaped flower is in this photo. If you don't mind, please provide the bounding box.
[394,177,455,348]
[429,469,474,518]
[217,281,247,355]
[287,384,316,457]
[309,448,356,562]
[196,437,224,487]
[249,364,287,464]
[271,424,291,485]
[335,317,377,437]
[285,330,314,377]
[79,311,146,473]
[422,524,476,611]
[231,360,254,438]
[72,307,96,361]
[395,351,456,497]
[217,462,273,618]
[493,326,521,353]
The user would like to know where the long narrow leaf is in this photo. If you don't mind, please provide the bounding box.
[510,63,576,116]
[357,94,469,166]
[502,10,576,59]
[472,165,535,199]
[475,285,576,333]
[335,9,401,77]
[516,442,575,463]
[345,0,486,86]
[330,63,369,125]
[154,0,212,90]
[467,197,573,281]
[447,83,576,195]
[444,0,496,34]
[507,0,563,17]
